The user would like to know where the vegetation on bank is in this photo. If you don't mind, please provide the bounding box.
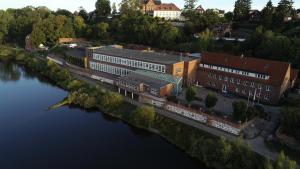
[0,45,298,169]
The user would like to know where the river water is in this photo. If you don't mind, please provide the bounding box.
[0,63,204,169]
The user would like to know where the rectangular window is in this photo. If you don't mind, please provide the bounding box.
[266,85,271,91]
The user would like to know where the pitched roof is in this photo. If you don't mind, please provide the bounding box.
[155,3,180,11]
[201,52,291,86]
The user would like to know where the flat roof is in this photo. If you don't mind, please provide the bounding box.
[65,48,86,58]
[119,71,171,89]
[89,46,193,64]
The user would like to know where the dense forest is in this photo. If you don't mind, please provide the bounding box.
[0,0,299,69]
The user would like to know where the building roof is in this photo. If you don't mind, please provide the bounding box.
[155,3,180,11]
[89,46,192,64]
[119,71,171,89]
[65,48,86,58]
[201,52,291,86]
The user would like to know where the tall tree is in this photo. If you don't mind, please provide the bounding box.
[261,0,274,28]
[95,0,111,22]
[274,0,294,24]
[119,0,140,14]
[184,0,198,11]
[0,10,13,44]
[233,0,252,22]
[78,7,89,22]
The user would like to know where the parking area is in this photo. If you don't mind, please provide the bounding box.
[177,86,281,116]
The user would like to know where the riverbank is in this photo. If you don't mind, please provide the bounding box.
[0,45,296,169]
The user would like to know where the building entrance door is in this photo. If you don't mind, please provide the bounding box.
[222,85,228,93]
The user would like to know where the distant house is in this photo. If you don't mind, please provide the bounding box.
[141,0,182,20]
[195,5,205,14]
[208,8,225,17]
[249,10,261,22]
[296,9,300,20]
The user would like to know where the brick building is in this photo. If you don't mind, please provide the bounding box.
[196,52,298,104]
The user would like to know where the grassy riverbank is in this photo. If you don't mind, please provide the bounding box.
[0,45,297,169]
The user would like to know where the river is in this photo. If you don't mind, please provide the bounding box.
[0,63,204,169]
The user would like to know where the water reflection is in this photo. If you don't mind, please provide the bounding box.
[0,62,21,82]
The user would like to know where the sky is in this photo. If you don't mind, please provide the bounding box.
[0,0,299,12]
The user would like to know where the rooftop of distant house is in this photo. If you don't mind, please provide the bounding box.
[201,52,294,86]
[88,46,194,64]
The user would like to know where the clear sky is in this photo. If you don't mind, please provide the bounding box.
[1,0,299,12]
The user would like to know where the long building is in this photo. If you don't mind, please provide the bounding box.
[86,45,198,85]
[196,52,298,104]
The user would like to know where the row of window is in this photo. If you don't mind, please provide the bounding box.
[89,61,131,76]
[200,63,270,80]
[93,53,166,73]
[208,73,271,92]
[207,82,270,100]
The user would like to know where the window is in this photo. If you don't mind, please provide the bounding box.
[237,79,241,84]
[266,85,271,91]
[242,90,246,95]
[224,76,228,81]
[230,78,235,83]
[258,84,262,89]
[219,75,222,80]
[250,82,255,88]
[235,88,240,93]
[264,95,270,100]
[243,81,248,86]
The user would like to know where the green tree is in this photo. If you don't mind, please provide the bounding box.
[205,93,218,109]
[232,101,247,122]
[184,0,198,11]
[30,27,46,47]
[275,0,294,24]
[0,10,13,44]
[119,0,140,14]
[274,151,297,169]
[186,86,196,104]
[94,22,110,40]
[233,0,252,22]
[281,106,300,140]
[197,28,214,52]
[78,7,89,22]
[100,92,123,111]
[261,0,274,28]
[95,0,111,22]
[131,106,156,127]
[73,15,86,37]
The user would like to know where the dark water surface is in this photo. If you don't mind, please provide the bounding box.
[0,63,204,169]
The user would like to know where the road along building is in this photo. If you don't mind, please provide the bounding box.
[196,52,298,104]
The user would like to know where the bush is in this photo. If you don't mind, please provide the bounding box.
[205,93,218,108]
[130,106,156,128]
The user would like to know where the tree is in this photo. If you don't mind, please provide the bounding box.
[112,2,118,16]
[55,9,73,17]
[225,11,234,21]
[281,106,300,140]
[274,0,294,25]
[0,10,13,44]
[205,93,218,109]
[233,0,252,22]
[131,106,156,127]
[261,0,274,28]
[78,7,89,22]
[119,0,140,14]
[73,15,86,37]
[94,22,110,40]
[274,151,297,169]
[232,101,247,122]
[197,28,214,51]
[95,0,111,22]
[186,86,196,104]
[184,0,198,11]
[100,92,123,110]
